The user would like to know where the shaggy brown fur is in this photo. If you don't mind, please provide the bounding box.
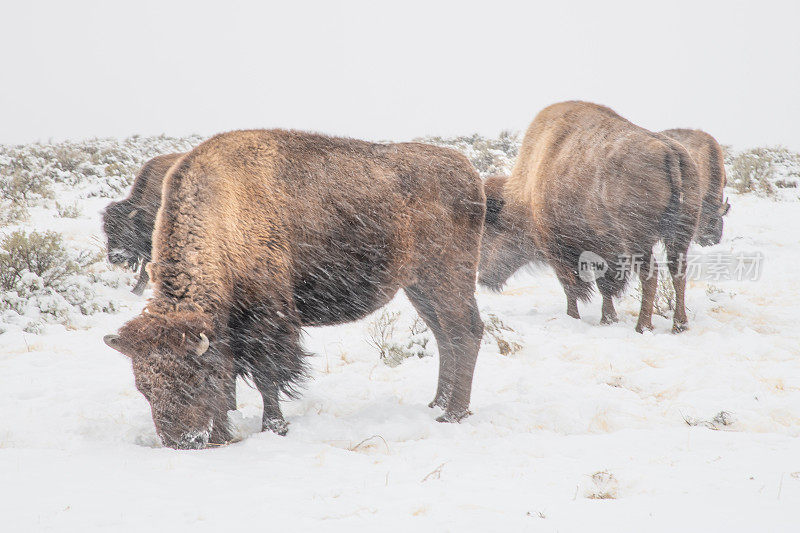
[104,129,485,448]
[661,129,730,245]
[479,101,701,333]
[102,153,185,295]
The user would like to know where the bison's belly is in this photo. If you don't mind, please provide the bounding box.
[293,255,400,327]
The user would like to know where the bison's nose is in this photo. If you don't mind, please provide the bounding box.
[181,434,208,449]
[172,421,213,450]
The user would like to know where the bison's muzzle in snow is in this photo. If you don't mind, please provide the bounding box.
[104,313,233,449]
[104,129,485,449]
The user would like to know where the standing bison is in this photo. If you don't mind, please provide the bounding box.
[479,101,701,333]
[661,128,730,245]
[102,153,184,295]
[103,130,485,449]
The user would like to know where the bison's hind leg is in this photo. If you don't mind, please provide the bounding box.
[596,270,629,325]
[405,285,452,410]
[550,245,595,320]
[635,251,658,333]
[666,244,690,333]
[405,278,483,422]
[553,268,594,320]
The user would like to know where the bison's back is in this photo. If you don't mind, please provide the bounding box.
[512,102,679,244]
[128,153,185,205]
[152,129,484,323]
[661,128,726,203]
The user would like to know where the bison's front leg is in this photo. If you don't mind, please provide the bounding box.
[209,368,237,445]
[256,380,288,436]
[131,261,149,296]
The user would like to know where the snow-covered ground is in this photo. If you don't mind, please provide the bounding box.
[2,162,800,531]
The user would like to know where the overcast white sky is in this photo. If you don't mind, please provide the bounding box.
[1,0,798,149]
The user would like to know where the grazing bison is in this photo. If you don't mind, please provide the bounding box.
[103,130,485,449]
[479,101,701,333]
[102,153,184,295]
[661,129,730,245]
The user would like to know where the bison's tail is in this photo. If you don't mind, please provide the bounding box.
[659,146,697,249]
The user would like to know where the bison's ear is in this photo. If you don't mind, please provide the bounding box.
[485,195,505,224]
[104,334,132,357]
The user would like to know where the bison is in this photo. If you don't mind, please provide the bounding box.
[103,129,485,449]
[102,153,184,295]
[661,128,730,245]
[479,101,702,333]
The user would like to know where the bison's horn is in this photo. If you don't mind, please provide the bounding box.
[127,209,139,219]
[103,334,128,356]
[196,333,210,356]
[720,198,731,216]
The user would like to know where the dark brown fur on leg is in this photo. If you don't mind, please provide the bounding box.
[555,270,583,320]
[437,296,482,422]
[596,275,621,324]
[257,380,288,436]
[405,285,453,410]
[131,262,149,296]
[600,295,618,324]
[413,272,483,422]
[668,248,689,333]
[636,255,657,333]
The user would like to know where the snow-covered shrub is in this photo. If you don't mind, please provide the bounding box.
[366,310,433,367]
[0,230,80,290]
[0,158,54,223]
[630,273,676,319]
[583,470,619,499]
[726,146,800,197]
[55,201,82,218]
[0,134,204,200]
[0,230,116,332]
[414,131,520,177]
[730,148,776,196]
[481,312,523,356]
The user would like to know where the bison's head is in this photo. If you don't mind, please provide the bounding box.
[477,176,541,291]
[102,201,152,270]
[695,197,730,246]
[104,312,232,449]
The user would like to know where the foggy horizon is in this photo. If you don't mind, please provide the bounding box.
[2,0,798,150]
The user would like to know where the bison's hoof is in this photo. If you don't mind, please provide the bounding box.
[263,418,289,436]
[428,396,448,410]
[672,321,688,333]
[436,409,472,423]
[635,322,654,334]
[600,315,619,325]
[131,285,145,296]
